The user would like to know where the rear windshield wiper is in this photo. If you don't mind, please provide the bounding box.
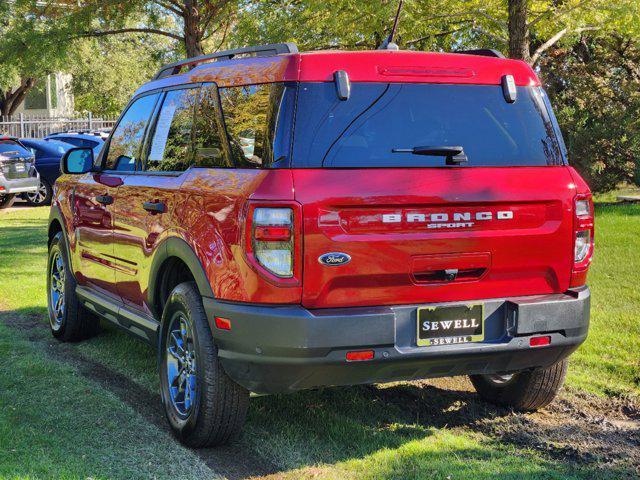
[392,145,468,165]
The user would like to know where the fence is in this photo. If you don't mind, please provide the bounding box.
[0,113,117,139]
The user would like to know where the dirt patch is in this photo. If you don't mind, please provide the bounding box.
[373,377,640,477]
[1,312,280,480]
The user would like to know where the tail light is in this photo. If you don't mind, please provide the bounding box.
[245,203,302,284]
[252,208,294,277]
[570,194,594,287]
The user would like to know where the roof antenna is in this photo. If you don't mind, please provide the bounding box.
[378,0,404,50]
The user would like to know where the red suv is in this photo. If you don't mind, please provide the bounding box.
[47,43,593,447]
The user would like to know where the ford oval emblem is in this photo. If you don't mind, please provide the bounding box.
[318,252,351,266]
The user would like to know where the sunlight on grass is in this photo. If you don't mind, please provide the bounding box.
[272,430,618,480]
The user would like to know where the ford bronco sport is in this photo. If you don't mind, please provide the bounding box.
[47,43,593,447]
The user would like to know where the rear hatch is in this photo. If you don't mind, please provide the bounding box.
[290,82,576,309]
[0,139,34,179]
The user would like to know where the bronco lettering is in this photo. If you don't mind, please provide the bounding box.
[382,211,514,223]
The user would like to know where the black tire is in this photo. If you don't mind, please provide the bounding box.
[47,231,100,341]
[24,180,53,206]
[159,282,249,447]
[0,193,16,209]
[470,358,568,411]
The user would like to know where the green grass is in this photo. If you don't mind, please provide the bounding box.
[568,202,640,397]
[0,212,216,478]
[0,204,637,479]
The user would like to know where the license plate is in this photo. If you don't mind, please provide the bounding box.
[417,304,484,347]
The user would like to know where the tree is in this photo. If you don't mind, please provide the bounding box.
[69,35,170,116]
[0,2,66,116]
[542,35,640,191]
[39,0,238,58]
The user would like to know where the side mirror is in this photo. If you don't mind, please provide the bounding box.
[61,147,94,174]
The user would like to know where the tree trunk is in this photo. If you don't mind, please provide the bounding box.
[0,78,36,117]
[183,0,205,57]
[508,0,531,63]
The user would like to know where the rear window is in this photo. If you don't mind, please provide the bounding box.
[292,83,566,168]
[56,136,99,149]
[0,140,31,158]
[42,140,73,156]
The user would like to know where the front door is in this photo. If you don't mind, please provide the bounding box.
[88,92,160,301]
[72,172,122,298]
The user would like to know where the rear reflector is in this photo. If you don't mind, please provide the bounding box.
[254,225,291,241]
[346,350,374,362]
[530,336,551,347]
[214,317,232,330]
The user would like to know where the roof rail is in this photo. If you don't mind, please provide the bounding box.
[455,49,505,59]
[152,42,299,80]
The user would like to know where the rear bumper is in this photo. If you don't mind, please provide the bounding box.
[204,287,590,394]
[0,173,39,195]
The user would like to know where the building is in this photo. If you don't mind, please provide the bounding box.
[12,72,74,117]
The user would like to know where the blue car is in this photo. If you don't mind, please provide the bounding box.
[44,132,105,158]
[19,138,73,206]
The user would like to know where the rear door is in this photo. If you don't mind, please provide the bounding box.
[112,84,230,314]
[291,82,576,309]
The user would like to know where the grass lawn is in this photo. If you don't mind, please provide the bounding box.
[0,203,638,479]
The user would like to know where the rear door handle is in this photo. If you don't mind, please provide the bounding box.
[143,201,166,214]
[95,195,113,205]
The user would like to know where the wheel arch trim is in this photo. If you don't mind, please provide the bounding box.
[48,205,77,281]
[148,236,215,320]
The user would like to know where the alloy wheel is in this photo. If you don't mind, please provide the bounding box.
[49,251,65,330]
[166,313,197,418]
[26,181,48,205]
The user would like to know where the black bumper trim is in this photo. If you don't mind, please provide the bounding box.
[203,287,590,394]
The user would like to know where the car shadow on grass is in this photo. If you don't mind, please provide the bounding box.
[1,307,638,480]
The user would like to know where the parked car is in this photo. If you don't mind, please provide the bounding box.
[19,138,72,206]
[0,137,39,209]
[44,131,105,157]
[47,43,594,448]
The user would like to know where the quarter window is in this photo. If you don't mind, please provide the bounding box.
[219,83,290,168]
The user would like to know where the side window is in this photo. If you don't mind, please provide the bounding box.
[219,83,287,168]
[146,88,198,172]
[192,84,230,168]
[104,93,159,171]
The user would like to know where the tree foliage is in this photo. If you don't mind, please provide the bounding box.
[0,0,71,115]
[68,35,169,116]
[542,36,640,192]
